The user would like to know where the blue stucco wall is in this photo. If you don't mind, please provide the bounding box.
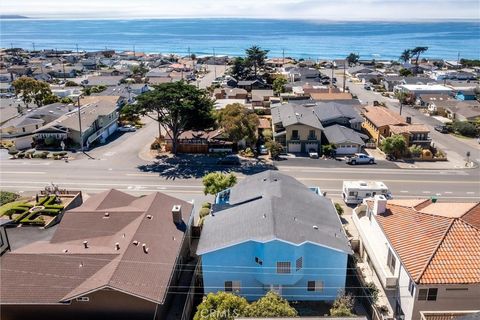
[201,240,348,301]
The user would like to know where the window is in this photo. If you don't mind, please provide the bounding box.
[22,127,26,132]
[277,261,291,274]
[308,130,316,139]
[387,248,396,274]
[291,130,299,140]
[76,297,89,302]
[307,280,324,292]
[225,281,233,292]
[296,257,303,271]
[418,288,438,301]
[408,278,415,296]
[255,257,263,266]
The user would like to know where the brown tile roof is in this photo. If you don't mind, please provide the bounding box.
[389,123,430,135]
[362,106,405,128]
[0,190,193,305]
[375,200,480,284]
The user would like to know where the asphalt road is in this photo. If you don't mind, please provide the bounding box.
[1,119,479,202]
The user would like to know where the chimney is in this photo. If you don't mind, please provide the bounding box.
[373,195,387,215]
[83,241,88,249]
[172,205,182,224]
[115,242,120,250]
[142,243,149,254]
[406,116,412,124]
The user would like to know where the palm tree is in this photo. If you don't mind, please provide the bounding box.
[245,45,269,77]
[411,47,428,75]
[399,49,411,63]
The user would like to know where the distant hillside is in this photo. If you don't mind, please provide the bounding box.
[0,15,29,19]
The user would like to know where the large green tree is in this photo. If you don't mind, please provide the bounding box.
[411,46,428,75]
[12,76,58,108]
[132,81,215,154]
[381,134,406,157]
[245,45,269,77]
[217,103,259,147]
[202,172,237,195]
[245,291,298,317]
[346,52,360,66]
[399,49,412,63]
[194,292,248,320]
[230,57,250,81]
[272,76,288,95]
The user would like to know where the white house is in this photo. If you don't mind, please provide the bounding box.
[352,197,480,320]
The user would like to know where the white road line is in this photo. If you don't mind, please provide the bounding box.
[0,185,203,194]
[400,191,409,193]
[444,192,453,194]
[466,192,476,194]
[0,180,203,189]
[422,191,431,194]
[1,171,46,174]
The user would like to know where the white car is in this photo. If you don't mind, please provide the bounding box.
[308,149,319,159]
[346,153,375,165]
[117,125,136,132]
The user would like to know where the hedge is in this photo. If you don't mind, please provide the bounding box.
[201,202,212,209]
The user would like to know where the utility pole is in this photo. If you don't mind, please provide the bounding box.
[32,42,36,51]
[330,63,334,91]
[133,44,136,57]
[282,49,285,65]
[343,59,347,92]
[213,48,217,80]
[62,60,66,82]
[77,96,84,152]
[457,52,460,68]
[76,44,79,54]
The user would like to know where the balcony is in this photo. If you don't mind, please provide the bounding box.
[352,207,399,290]
[290,135,300,141]
[307,135,317,140]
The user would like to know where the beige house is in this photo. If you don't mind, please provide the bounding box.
[271,103,323,153]
[352,197,480,320]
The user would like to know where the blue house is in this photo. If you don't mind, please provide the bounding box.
[197,171,352,302]
[455,90,476,101]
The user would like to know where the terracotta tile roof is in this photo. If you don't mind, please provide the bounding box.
[375,200,480,284]
[0,190,193,305]
[362,106,405,128]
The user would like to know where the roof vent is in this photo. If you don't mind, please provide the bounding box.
[172,236,175,241]
[293,217,297,221]
[142,243,149,254]
[115,242,120,250]
[83,241,88,249]
[263,213,267,218]
[313,225,319,230]
[132,240,139,246]
[104,212,110,218]
[146,214,153,220]
[63,249,69,253]
[79,261,84,268]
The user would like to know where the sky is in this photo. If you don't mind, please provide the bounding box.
[1,0,479,20]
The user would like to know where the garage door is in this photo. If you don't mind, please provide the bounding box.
[287,143,301,153]
[305,142,318,152]
[336,145,359,155]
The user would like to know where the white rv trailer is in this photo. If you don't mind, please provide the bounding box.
[342,180,392,204]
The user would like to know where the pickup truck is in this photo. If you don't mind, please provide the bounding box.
[346,153,375,165]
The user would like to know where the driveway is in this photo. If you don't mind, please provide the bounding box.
[275,156,399,169]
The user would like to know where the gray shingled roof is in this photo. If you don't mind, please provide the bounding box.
[323,124,367,145]
[313,102,363,124]
[271,103,323,129]
[197,171,352,255]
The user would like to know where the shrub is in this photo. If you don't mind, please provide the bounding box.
[151,138,162,150]
[335,203,344,216]
[17,152,25,159]
[452,121,477,137]
[365,282,380,304]
[39,208,61,216]
[199,207,211,218]
[201,202,212,209]
[240,148,255,158]
[330,291,355,317]
[409,144,422,158]
[0,191,19,205]
[8,148,18,156]
[265,140,283,159]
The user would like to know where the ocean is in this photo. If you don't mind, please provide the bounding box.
[1,19,479,60]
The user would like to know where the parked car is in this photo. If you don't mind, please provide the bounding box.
[259,145,268,155]
[346,153,375,165]
[117,125,136,132]
[308,149,319,159]
[434,125,448,133]
[216,155,241,165]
